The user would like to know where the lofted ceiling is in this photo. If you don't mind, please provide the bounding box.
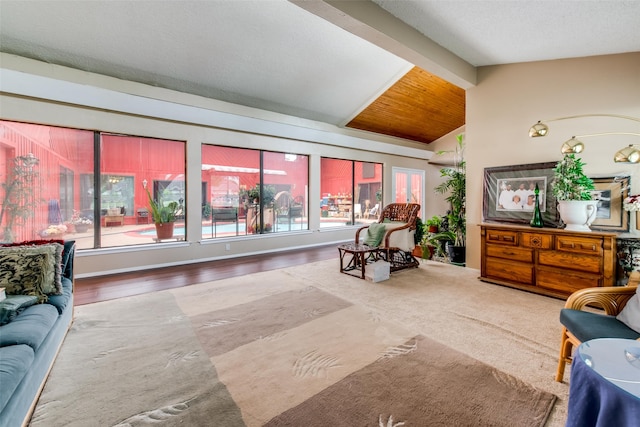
[0,1,638,146]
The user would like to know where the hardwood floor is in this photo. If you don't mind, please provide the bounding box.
[74,244,339,305]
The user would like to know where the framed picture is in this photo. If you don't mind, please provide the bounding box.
[589,176,630,232]
[483,162,559,227]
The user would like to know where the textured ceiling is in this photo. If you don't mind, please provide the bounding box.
[372,0,640,67]
[0,0,638,146]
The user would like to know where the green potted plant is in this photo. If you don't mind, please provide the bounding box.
[434,133,466,264]
[424,215,442,233]
[247,184,276,206]
[552,153,597,232]
[412,216,425,258]
[145,187,181,239]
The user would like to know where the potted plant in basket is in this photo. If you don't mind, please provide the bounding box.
[71,210,93,233]
[145,187,181,239]
[552,153,597,232]
[434,133,466,264]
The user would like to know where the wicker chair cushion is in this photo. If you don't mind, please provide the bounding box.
[617,286,640,333]
[359,223,415,251]
[364,223,387,247]
[386,226,415,252]
[560,308,640,343]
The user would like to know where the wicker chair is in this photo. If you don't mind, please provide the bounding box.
[355,203,421,272]
[555,273,640,382]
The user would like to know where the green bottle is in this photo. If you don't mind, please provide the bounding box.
[530,183,544,228]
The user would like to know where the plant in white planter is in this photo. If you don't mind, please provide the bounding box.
[552,153,597,232]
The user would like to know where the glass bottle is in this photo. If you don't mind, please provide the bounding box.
[530,183,544,228]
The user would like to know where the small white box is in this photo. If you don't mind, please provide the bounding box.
[365,260,390,282]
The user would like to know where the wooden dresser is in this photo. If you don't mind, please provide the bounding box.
[480,223,616,299]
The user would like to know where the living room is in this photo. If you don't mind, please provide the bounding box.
[1,3,638,277]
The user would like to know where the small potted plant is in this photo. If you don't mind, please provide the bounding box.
[412,216,425,257]
[71,210,93,233]
[39,224,67,239]
[425,215,442,233]
[552,153,597,232]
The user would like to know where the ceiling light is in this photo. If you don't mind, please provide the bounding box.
[528,114,640,161]
[560,137,584,154]
[614,145,640,164]
[529,121,548,137]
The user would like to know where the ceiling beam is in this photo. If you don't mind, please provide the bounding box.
[291,0,477,89]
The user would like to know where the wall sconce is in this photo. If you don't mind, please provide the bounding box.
[529,114,640,163]
[142,179,148,189]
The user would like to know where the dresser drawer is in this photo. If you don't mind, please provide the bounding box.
[538,251,601,274]
[555,235,602,256]
[484,229,518,246]
[520,232,552,249]
[536,266,601,294]
[485,257,533,285]
[486,245,532,263]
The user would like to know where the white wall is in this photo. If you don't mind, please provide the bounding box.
[0,54,435,277]
[465,52,640,269]
[424,127,466,220]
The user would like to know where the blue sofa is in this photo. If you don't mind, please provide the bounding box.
[0,240,75,427]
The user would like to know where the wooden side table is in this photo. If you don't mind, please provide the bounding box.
[103,214,125,227]
[338,243,377,279]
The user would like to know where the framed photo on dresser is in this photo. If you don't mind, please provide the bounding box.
[483,161,560,227]
[589,175,630,232]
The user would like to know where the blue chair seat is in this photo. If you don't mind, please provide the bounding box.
[560,308,640,343]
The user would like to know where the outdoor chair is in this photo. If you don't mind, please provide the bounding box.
[274,191,303,231]
[368,203,380,219]
[355,203,420,272]
[555,273,640,382]
[354,203,362,219]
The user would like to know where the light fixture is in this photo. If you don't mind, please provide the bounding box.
[614,145,640,164]
[142,179,148,189]
[529,114,640,138]
[560,137,584,154]
[560,132,640,156]
[528,114,640,162]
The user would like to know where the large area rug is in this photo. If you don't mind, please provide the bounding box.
[31,259,567,426]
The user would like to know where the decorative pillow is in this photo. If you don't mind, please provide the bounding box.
[0,245,58,302]
[617,286,640,334]
[364,223,387,247]
[0,241,64,294]
[0,295,39,325]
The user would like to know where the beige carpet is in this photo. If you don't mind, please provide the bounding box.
[30,259,568,426]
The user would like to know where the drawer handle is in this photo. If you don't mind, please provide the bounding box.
[560,241,598,252]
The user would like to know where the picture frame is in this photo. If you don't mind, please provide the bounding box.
[483,161,559,227]
[589,175,630,232]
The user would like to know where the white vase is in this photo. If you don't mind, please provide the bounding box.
[557,200,598,232]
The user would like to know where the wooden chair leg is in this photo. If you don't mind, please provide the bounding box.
[555,327,573,382]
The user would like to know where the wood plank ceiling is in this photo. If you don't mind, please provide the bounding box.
[346,66,466,145]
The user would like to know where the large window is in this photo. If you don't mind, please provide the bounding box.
[100,134,185,247]
[320,158,383,226]
[201,145,308,239]
[0,120,186,249]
